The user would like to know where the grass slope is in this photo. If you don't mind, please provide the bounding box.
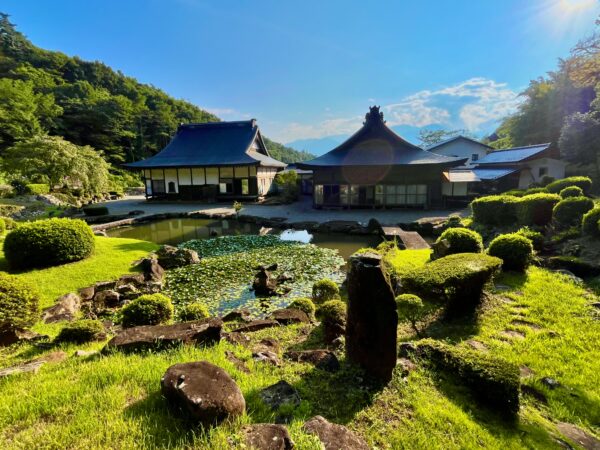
[0,236,159,309]
[0,248,598,449]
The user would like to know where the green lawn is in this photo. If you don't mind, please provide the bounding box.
[0,236,159,309]
[0,247,598,449]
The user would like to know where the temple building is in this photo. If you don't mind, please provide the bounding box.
[296,106,466,208]
[123,120,286,200]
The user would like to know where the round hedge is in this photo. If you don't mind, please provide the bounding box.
[559,186,584,199]
[552,197,595,228]
[4,218,95,269]
[0,272,40,329]
[121,293,173,327]
[516,193,561,226]
[55,319,105,343]
[437,228,483,254]
[546,176,593,195]
[312,278,340,304]
[470,195,520,226]
[178,302,210,322]
[487,233,534,272]
[0,218,5,235]
[582,208,600,236]
[318,299,347,326]
[287,297,316,317]
[516,227,544,251]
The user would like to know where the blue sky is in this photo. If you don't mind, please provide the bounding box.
[4,0,600,153]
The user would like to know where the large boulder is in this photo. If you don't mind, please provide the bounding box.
[156,245,200,269]
[253,264,279,296]
[42,293,81,323]
[284,350,340,372]
[161,361,245,427]
[268,308,310,325]
[104,318,222,353]
[241,424,294,450]
[345,252,398,384]
[303,416,369,450]
[138,258,165,282]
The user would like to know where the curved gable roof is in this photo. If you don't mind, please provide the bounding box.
[297,107,466,168]
[427,135,493,151]
[124,120,286,169]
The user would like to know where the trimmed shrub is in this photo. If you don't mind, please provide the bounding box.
[552,197,594,228]
[546,176,592,195]
[55,319,105,343]
[559,186,584,199]
[516,193,561,226]
[487,233,534,272]
[24,183,50,195]
[540,175,555,187]
[470,195,519,226]
[436,228,483,254]
[288,297,316,317]
[4,218,95,269]
[396,294,428,336]
[516,227,544,251]
[2,217,17,230]
[121,293,174,327]
[0,204,23,217]
[445,214,463,228]
[582,207,600,236]
[524,187,548,195]
[547,256,600,278]
[83,205,109,216]
[317,299,347,326]
[402,253,502,313]
[178,303,210,322]
[409,339,520,417]
[504,189,525,197]
[312,279,340,304]
[0,218,5,235]
[0,273,40,329]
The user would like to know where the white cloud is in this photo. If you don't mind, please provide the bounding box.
[275,116,363,142]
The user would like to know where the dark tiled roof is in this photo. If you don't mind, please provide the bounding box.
[427,135,493,151]
[476,143,551,164]
[123,120,286,169]
[297,107,466,168]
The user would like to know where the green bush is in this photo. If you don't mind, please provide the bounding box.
[396,294,428,336]
[524,187,548,195]
[539,175,555,187]
[470,195,519,226]
[444,214,463,228]
[121,294,174,327]
[55,319,105,343]
[0,273,40,329]
[0,217,6,235]
[0,204,23,217]
[402,253,502,313]
[83,205,109,216]
[436,228,483,254]
[487,233,534,272]
[516,227,544,251]
[288,297,316,317]
[317,299,347,326]
[4,218,95,269]
[516,193,561,226]
[581,207,600,236]
[503,189,525,197]
[24,183,50,195]
[559,186,584,199]
[2,217,17,230]
[178,302,210,322]
[312,279,340,304]
[410,339,520,417]
[546,176,592,195]
[547,256,600,278]
[552,197,594,228]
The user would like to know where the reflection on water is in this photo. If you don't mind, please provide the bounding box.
[106,218,381,260]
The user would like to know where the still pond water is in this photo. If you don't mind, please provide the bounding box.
[106,217,382,260]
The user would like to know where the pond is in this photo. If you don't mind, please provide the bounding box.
[106,217,382,260]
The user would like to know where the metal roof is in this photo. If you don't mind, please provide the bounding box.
[123,120,286,169]
[297,107,466,168]
[444,170,480,183]
[476,143,551,164]
[445,167,518,182]
[427,135,493,151]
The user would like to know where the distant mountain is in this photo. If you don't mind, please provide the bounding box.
[286,135,348,156]
[262,137,315,163]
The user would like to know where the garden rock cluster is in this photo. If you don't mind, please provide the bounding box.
[155,245,200,269]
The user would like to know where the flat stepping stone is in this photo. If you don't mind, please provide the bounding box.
[0,351,67,378]
[510,319,541,330]
[253,350,280,366]
[241,424,294,450]
[284,349,340,372]
[233,320,280,333]
[303,415,369,450]
[519,365,535,377]
[268,308,310,325]
[254,338,281,354]
[465,340,488,352]
[500,330,525,340]
[259,380,300,410]
[556,422,600,450]
[105,318,222,353]
[225,351,250,373]
[221,309,252,322]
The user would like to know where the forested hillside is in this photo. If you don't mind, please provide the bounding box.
[489,19,600,180]
[0,14,312,167]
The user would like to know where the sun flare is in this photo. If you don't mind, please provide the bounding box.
[560,0,597,11]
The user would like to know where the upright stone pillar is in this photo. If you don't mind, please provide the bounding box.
[345,252,397,383]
